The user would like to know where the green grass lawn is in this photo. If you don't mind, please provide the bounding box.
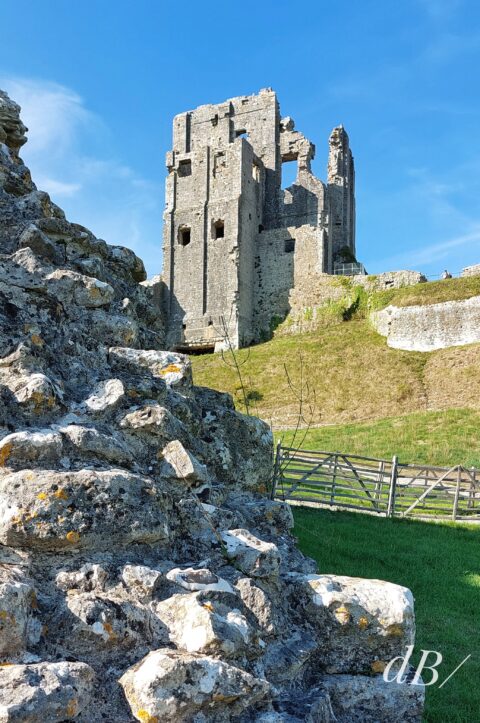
[278,408,480,468]
[293,507,480,722]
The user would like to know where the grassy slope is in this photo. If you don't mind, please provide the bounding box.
[293,507,480,722]
[279,409,480,468]
[192,319,480,430]
[377,275,480,308]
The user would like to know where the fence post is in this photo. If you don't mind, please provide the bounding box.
[271,441,282,500]
[330,454,338,507]
[452,466,462,521]
[387,455,398,517]
[468,467,476,510]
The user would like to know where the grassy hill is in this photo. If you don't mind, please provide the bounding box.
[191,276,480,465]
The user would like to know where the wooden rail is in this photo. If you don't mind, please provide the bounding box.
[271,444,480,521]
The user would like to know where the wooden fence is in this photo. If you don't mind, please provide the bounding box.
[271,444,480,521]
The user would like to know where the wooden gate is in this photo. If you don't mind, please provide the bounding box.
[272,444,480,521]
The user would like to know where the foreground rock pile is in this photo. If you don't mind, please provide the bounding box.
[0,90,424,721]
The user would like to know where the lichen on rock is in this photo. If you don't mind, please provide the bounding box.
[0,89,424,721]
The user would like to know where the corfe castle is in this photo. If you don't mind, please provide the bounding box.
[163,88,357,351]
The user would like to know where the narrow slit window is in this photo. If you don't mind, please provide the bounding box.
[213,220,225,239]
[178,226,191,246]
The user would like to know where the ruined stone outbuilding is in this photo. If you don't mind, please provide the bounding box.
[163,89,357,351]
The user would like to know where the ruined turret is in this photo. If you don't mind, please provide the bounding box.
[162,90,359,351]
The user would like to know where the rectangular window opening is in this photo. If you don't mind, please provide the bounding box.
[213,220,225,239]
[178,160,192,178]
[284,239,295,253]
[281,158,297,190]
[178,226,191,246]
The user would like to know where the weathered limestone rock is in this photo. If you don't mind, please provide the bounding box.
[121,564,162,600]
[222,529,280,578]
[0,468,171,550]
[161,439,209,487]
[64,592,165,651]
[156,590,254,657]
[56,563,108,594]
[371,296,480,351]
[82,378,125,412]
[60,423,133,465]
[462,263,480,277]
[0,566,37,658]
[0,661,95,722]
[298,574,415,673]
[119,648,272,721]
[321,673,424,722]
[46,269,114,308]
[0,429,62,468]
[108,347,191,388]
[166,566,234,593]
[354,270,426,291]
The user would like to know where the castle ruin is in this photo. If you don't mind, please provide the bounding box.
[163,88,357,351]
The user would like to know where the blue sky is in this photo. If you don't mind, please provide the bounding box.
[1,0,480,278]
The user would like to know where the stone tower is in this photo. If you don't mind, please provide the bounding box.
[162,89,356,351]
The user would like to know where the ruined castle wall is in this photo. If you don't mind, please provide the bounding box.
[163,90,357,349]
[254,224,326,337]
[327,127,355,261]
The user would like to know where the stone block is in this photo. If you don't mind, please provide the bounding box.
[119,648,271,721]
[222,528,280,578]
[298,574,415,674]
[0,661,95,721]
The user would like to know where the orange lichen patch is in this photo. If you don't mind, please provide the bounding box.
[0,662,13,666]
[65,531,80,544]
[66,699,78,717]
[333,604,351,625]
[136,710,159,723]
[103,622,117,641]
[0,610,15,625]
[88,286,102,300]
[202,601,214,612]
[371,660,387,673]
[127,389,139,398]
[0,442,13,467]
[30,390,56,413]
[41,624,48,636]
[212,694,239,703]
[29,591,38,609]
[358,616,369,631]
[387,624,404,637]
[54,489,69,500]
[37,492,48,501]
[30,334,45,347]
[158,363,181,376]
[25,472,35,481]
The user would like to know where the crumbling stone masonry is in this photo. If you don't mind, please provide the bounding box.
[163,89,356,351]
[0,89,424,722]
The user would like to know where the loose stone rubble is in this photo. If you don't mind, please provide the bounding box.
[0,89,424,721]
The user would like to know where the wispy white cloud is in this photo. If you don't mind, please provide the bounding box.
[378,227,480,269]
[34,177,82,197]
[0,76,163,275]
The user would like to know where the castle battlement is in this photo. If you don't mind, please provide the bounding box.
[162,89,356,351]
